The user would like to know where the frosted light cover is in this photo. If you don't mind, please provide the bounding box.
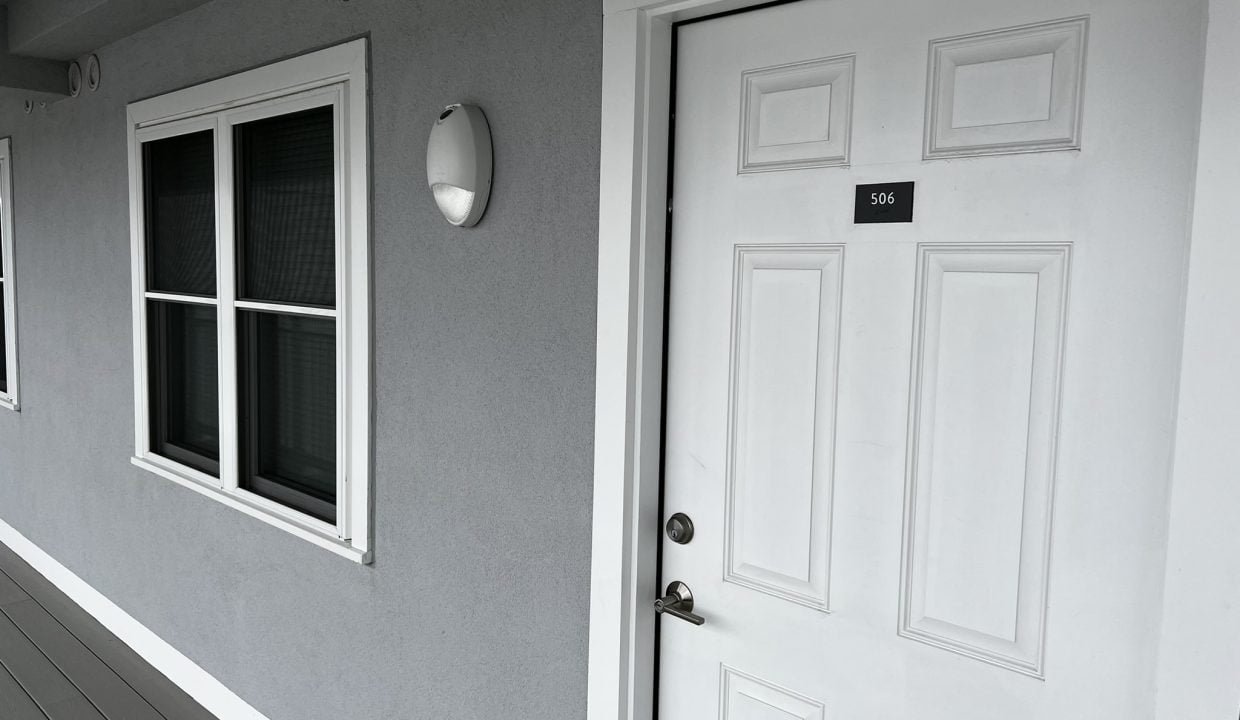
[432,183,475,226]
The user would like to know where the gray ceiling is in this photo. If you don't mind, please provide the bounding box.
[7,0,212,60]
[0,0,212,94]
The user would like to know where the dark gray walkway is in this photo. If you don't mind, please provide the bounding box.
[0,542,215,720]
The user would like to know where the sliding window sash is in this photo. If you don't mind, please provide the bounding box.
[132,116,222,490]
[219,89,347,528]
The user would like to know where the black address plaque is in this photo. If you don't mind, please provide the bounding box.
[855,182,915,224]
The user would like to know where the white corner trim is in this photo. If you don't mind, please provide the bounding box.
[0,518,270,720]
[589,9,670,720]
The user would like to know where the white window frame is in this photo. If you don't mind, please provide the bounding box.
[0,138,17,412]
[126,40,371,563]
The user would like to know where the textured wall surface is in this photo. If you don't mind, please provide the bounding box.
[0,1,600,718]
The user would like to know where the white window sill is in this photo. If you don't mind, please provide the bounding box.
[0,397,17,412]
[131,457,371,564]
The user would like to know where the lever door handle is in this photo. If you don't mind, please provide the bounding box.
[654,581,705,626]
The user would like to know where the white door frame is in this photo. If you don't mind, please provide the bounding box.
[587,2,776,718]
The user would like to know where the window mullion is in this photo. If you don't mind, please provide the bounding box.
[216,116,240,493]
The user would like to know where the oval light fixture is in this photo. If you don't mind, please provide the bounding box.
[426,103,492,227]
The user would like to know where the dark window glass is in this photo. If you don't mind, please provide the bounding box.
[235,107,336,308]
[239,311,336,522]
[144,131,216,296]
[148,301,219,475]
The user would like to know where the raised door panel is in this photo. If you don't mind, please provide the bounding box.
[725,246,843,611]
[900,244,1070,677]
[925,16,1088,158]
[740,56,855,172]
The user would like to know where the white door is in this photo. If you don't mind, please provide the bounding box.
[659,0,1199,717]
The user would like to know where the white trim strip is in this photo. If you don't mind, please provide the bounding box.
[144,292,218,306]
[217,114,240,496]
[589,8,674,720]
[133,115,217,145]
[0,518,271,720]
[234,300,337,318]
[221,87,339,129]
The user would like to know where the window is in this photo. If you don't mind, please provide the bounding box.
[127,40,370,562]
[0,138,17,412]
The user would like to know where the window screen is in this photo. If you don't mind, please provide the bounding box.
[148,301,219,475]
[143,129,219,475]
[144,131,216,297]
[235,107,336,308]
[239,311,336,522]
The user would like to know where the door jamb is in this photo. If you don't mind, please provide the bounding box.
[587,2,779,718]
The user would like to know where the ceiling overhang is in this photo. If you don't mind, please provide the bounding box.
[0,0,213,96]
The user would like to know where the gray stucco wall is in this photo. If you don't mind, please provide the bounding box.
[0,1,600,718]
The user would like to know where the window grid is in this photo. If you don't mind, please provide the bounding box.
[126,40,370,562]
[137,92,344,536]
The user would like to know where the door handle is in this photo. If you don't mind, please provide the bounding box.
[655,581,705,626]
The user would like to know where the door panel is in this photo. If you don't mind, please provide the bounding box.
[900,245,1070,677]
[659,0,1200,717]
[724,246,841,610]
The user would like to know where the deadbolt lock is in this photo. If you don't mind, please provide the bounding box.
[666,512,695,545]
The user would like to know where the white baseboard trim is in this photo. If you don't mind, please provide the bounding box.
[0,518,269,720]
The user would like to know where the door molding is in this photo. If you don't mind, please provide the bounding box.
[588,2,781,718]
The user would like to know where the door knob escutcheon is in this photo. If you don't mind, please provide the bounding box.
[655,581,705,626]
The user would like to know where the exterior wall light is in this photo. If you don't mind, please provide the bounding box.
[426,103,492,227]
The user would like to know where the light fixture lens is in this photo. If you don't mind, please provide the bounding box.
[432,183,476,226]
